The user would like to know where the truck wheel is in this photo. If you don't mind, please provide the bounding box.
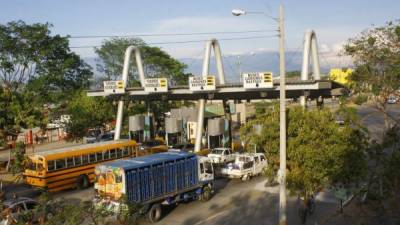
[201,186,212,202]
[147,203,162,223]
[76,174,89,189]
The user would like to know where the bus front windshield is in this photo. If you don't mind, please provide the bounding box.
[26,159,45,172]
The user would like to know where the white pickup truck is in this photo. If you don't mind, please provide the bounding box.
[207,148,236,164]
[220,153,267,180]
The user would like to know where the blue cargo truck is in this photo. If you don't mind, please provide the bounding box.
[94,151,214,223]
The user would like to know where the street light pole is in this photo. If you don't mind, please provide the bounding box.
[278,5,287,225]
[232,6,287,224]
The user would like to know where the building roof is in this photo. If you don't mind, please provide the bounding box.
[101,151,196,171]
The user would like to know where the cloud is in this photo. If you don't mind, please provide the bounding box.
[318,42,353,68]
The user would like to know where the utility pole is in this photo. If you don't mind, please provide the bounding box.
[278,4,287,225]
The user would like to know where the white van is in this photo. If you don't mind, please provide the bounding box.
[220,153,267,180]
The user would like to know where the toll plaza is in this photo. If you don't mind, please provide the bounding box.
[87,31,347,152]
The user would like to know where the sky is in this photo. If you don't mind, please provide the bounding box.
[1,0,399,68]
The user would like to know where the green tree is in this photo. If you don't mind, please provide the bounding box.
[95,38,189,85]
[240,105,368,199]
[286,70,301,79]
[0,21,93,141]
[65,91,114,141]
[344,21,400,205]
[344,20,400,132]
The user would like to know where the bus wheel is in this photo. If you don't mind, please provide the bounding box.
[76,174,89,189]
[147,203,162,223]
[201,186,212,202]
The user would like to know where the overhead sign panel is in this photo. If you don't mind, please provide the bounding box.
[144,78,168,93]
[189,76,216,91]
[242,72,273,89]
[103,80,125,94]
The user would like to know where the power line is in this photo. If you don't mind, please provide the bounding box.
[68,29,276,39]
[70,35,277,49]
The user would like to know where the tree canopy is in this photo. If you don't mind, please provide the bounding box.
[0,21,93,139]
[344,20,400,130]
[240,105,368,197]
[95,38,189,86]
[65,91,114,141]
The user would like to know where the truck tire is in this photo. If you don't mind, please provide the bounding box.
[201,186,212,202]
[76,174,89,189]
[147,203,162,223]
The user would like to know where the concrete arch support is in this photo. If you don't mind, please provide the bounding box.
[194,39,226,152]
[115,46,146,140]
[301,30,321,81]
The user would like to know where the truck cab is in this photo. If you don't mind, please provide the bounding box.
[198,156,214,183]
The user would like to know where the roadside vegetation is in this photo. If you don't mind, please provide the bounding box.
[241,104,368,203]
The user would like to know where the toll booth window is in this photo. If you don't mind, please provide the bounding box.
[116,148,123,158]
[55,159,66,170]
[110,149,116,159]
[47,160,55,171]
[82,155,89,164]
[89,153,96,163]
[96,152,103,161]
[66,157,74,168]
[103,150,110,160]
[74,156,82,166]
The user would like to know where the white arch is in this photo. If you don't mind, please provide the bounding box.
[194,39,226,152]
[301,29,321,81]
[115,46,146,140]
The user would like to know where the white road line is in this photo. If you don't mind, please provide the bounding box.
[193,209,231,225]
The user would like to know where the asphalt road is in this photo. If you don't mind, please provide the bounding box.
[50,177,339,225]
[357,103,400,141]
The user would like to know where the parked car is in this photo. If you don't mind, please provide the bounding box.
[207,147,236,164]
[96,132,114,142]
[171,143,195,152]
[139,139,168,153]
[0,197,38,225]
[220,153,267,180]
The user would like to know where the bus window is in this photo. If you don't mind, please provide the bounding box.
[74,156,82,166]
[66,157,74,168]
[116,148,123,158]
[122,147,129,156]
[103,150,110,160]
[96,152,103,162]
[82,155,89,164]
[110,149,116,159]
[56,159,66,170]
[48,160,55,171]
[89,153,96,163]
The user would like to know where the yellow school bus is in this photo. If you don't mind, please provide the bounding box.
[23,140,138,192]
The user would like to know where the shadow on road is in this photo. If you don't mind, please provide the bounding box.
[183,191,339,225]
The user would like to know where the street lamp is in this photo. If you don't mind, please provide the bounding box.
[232,6,287,225]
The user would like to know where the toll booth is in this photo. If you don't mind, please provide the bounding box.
[165,117,183,146]
[207,118,225,149]
[129,115,145,143]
